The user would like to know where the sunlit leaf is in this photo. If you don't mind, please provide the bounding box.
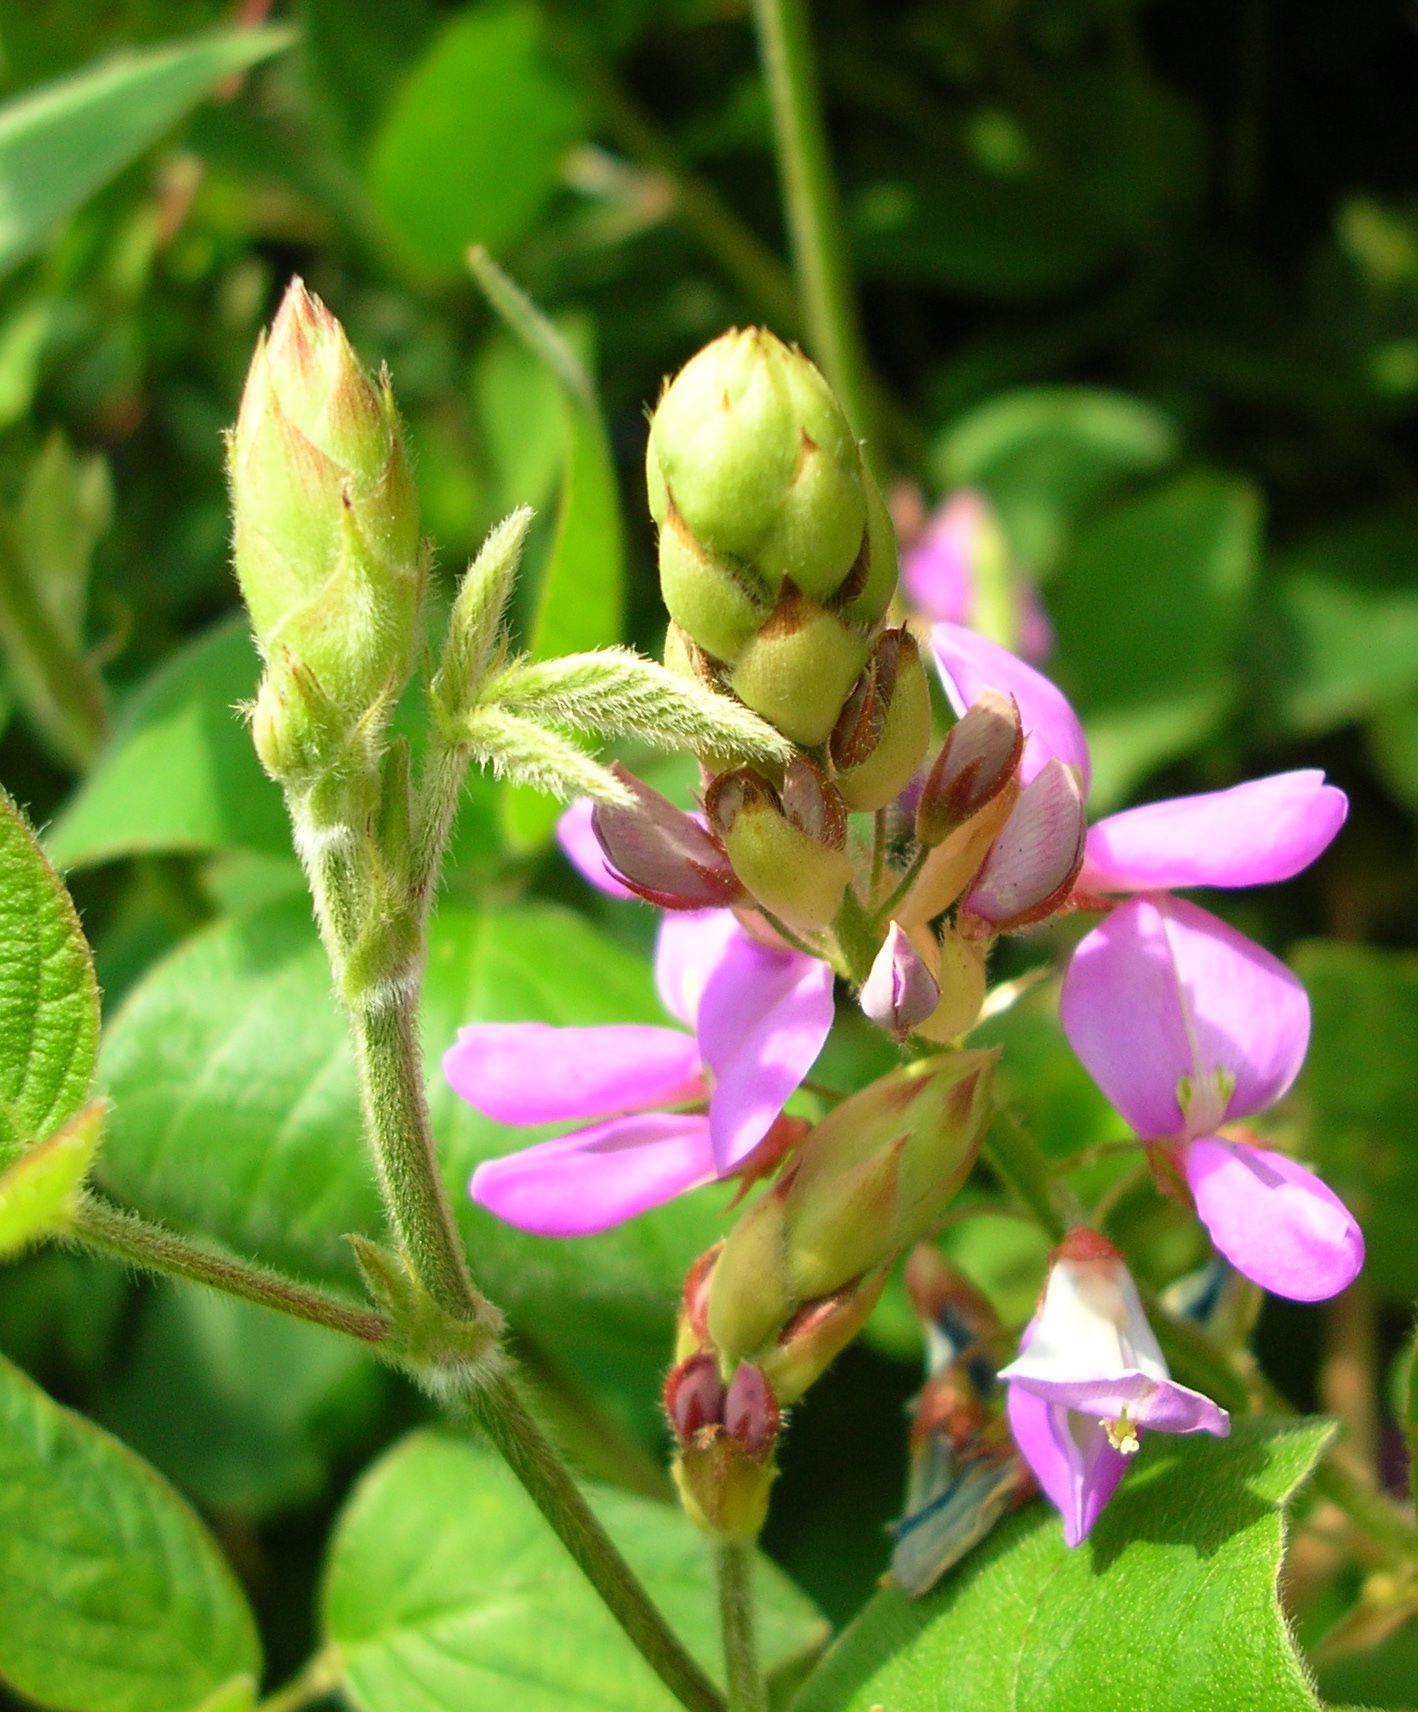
[0,783,99,1162]
[0,1350,262,1711]
[324,1430,826,1711]
[792,1418,1332,1712]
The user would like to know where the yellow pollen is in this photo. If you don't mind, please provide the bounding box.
[1102,1414,1140,1455]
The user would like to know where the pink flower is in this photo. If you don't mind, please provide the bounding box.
[1000,1230,1229,1546]
[901,491,1053,662]
[931,628,1361,1301]
[1061,896,1363,1301]
[446,804,835,1236]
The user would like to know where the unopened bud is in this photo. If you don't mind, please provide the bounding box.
[912,923,986,1042]
[830,629,933,812]
[916,690,1023,847]
[761,1271,890,1404]
[665,1354,727,1443]
[723,1363,780,1457]
[229,279,424,780]
[591,765,744,910]
[960,757,1086,932]
[647,329,894,747]
[707,1054,996,1401]
[676,1244,722,1361]
[861,921,940,1041]
[706,760,851,933]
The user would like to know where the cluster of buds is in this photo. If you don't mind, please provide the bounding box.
[664,1353,781,1539]
[648,328,897,749]
[657,1056,994,1539]
[228,280,426,788]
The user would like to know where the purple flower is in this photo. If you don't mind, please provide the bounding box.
[931,627,1361,1301]
[446,807,835,1236]
[1061,895,1364,1301]
[1000,1230,1229,1546]
[901,491,1053,661]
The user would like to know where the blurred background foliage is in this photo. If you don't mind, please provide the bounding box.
[0,0,1415,1704]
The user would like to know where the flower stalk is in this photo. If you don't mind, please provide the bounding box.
[716,1539,769,1712]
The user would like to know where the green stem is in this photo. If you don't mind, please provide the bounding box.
[349,992,483,1321]
[254,1649,342,1712]
[305,782,726,1712]
[70,1196,389,1346]
[750,0,879,468]
[411,731,472,921]
[716,1539,768,1712]
[871,846,927,928]
[471,1373,726,1712]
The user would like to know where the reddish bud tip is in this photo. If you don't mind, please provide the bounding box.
[1054,1226,1123,1266]
[724,1363,781,1457]
[665,1354,727,1443]
[916,690,1023,847]
[592,766,744,910]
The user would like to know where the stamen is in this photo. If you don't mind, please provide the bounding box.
[1101,1412,1141,1455]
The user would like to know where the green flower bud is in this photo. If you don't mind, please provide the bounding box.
[706,1053,996,1402]
[705,759,852,933]
[829,628,932,811]
[229,279,426,780]
[647,328,895,747]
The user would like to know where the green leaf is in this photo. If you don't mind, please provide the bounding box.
[0,1349,262,1712]
[1050,472,1260,809]
[368,2,584,275]
[1260,510,1418,737]
[324,1430,826,1711]
[47,616,290,870]
[0,782,100,1161]
[930,387,1179,574]
[99,900,729,1393]
[98,1281,385,1519]
[0,27,292,278]
[1291,940,1418,1299]
[470,248,627,848]
[792,1417,1332,1712]
[0,1098,102,1258]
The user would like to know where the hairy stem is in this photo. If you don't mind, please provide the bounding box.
[471,1373,726,1712]
[751,0,879,468]
[411,731,473,921]
[69,1196,389,1345]
[716,1539,769,1712]
[350,992,483,1321]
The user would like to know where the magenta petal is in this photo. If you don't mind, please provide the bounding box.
[443,1022,704,1125]
[470,1113,717,1235]
[1079,771,1349,895]
[1060,896,1311,1139]
[1006,1385,1129,1547]
[696,939,836,1172]
[1184,1136,1364,1302]
[557,799,637,899]
[931,622,1090,789]
[653,909,743,1030]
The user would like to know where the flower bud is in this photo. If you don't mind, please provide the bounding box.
[916,690,1023,848]
[591,765,744,910]
[665,1354,727,1443]
[913,923,987,1042]
[723,1363,781,1458]
[706,761,852,933]
[960,757,1086,933]
[860,921,940,1041]
[830,629,933,812]
[647,328,895,747]
[707,1054,997,1401]
[229,280,425,780]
